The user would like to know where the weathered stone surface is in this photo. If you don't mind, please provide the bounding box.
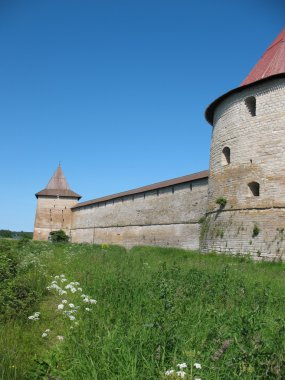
[70,179,208,249]
[33,196,78,240]
[202,78,285,258]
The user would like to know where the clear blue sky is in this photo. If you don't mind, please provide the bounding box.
[0,0,283,231]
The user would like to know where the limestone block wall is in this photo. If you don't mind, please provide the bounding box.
[208,78,285,210]
[203,78,285,258]
[70,178,208,249]
[33,196,79,240]
[200,209,285,260]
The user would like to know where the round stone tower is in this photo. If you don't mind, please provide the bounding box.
[33,165,81,241]
[201,28,285,259]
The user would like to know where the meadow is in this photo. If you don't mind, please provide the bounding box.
[0,239,285,379]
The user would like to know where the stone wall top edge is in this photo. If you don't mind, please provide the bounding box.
[72,177,208,212]
[213,77,285,125]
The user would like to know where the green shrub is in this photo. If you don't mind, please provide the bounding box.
[198,216,206,224]
[216,197,227,208]
[49,230,69,243]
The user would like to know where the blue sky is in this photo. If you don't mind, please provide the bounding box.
[0,0,284,231]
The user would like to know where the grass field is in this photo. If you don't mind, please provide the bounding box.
[0,239,285,379]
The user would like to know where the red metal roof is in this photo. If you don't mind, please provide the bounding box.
[72,170,208,209]
[205,28,285,125]
[241,28,285,86]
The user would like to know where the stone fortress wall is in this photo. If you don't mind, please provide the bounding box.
[33,29,285,259]
[33,196,78,241]
[201,78,285,259]
[71,176,208,249]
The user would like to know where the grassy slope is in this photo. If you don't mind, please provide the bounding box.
[0,240,285,379]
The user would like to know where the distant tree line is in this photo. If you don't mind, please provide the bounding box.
[0,230,33,239]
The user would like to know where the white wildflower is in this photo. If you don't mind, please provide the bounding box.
[177,363,187,369]
[60,274,65,278]
[69,315,76,321]
[45,329,50,332]
[77,287,82,292]
[58,304,64,310]
[70,287,77,293]
[42,332,48,338]
[54,275,60,279]
[83,297,90,303]
[81,294,86,298]
[165,369,175,376]
[90,299,97,304]
[28,312,40,320]
[176,371,186,378]
[85,307,91,311]
[62,300,68,304]
[57,335,64,341]
[74,282,80,286]
[69,303,75,308]
[194,363,202,369]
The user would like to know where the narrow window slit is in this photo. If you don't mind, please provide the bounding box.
[245,96,256,116]
[248,182,260,197]
[222,147,231,165]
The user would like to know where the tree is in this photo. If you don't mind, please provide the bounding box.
[0,230,13,239]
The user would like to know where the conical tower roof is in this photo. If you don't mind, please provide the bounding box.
[35,165,81,199]
[206,28,285,125]
[241,28,285,86]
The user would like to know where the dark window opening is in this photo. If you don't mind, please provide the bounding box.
[222,147,231,165]
[245,96,256,116]
[190,183,192,191]
[248,181,260,197]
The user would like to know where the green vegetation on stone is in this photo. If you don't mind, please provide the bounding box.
[0,240,285,379]
[215,197,227,208]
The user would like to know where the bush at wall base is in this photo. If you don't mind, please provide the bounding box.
[49,230,69,243]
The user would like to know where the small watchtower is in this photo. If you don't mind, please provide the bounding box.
[33,165,81,241]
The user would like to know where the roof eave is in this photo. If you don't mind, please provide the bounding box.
[35,190,82,199]
[72,170,209,210]
[205,73,285,126]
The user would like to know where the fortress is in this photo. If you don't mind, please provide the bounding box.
[34,29,285,259]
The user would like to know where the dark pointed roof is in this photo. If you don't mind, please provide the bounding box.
[241,28,285,86]
[206,28,285,125]
[35,165,81,199]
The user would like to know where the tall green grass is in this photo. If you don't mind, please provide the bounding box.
[0,240,285,379]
